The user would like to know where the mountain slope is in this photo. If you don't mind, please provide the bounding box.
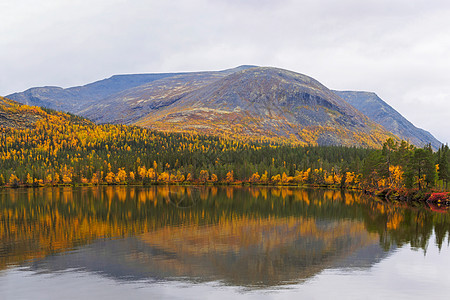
[131,67,396,147]
[5,66,441,148]
[6,74,177,113]
[0,96,51,129]
[334,91,441,149]
[80,69,247,124]
[6,66,255,114]
[0,96,89,130]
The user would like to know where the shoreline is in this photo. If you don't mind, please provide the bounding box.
[365,187,450,207]
[2,182,449,207]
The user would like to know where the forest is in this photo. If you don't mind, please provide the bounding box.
[0,98,449,194]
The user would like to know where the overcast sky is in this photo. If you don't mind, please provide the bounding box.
[1,0,450,143]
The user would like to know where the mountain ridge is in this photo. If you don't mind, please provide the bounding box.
[80,67,255,124]
[7,66,256,114]
[5,66,441,148]
[334,91,441,150]
[131,67,396,147]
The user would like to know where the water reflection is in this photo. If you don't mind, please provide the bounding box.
[0,186,449,287]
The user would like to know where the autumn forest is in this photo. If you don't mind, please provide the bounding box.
[1,97,448,196]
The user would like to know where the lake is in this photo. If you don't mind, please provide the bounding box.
[0,186,449,299]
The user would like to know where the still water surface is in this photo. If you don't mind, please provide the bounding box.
[0,186,449,299]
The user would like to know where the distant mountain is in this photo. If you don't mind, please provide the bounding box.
[6,66,254,114]
[334,91,441,150]
[6,74,176,113]
[126,67,395,147]
[80,67,254,124]
[5,65,440,148]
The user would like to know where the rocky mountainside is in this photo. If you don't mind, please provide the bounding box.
[6,66,254,114]
[5,66,441,148]
[80,68,253,124]
[130,67,395,147]
[6,74,175,113]
[334,91,441,150]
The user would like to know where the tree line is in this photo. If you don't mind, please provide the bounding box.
[0,100,448,191]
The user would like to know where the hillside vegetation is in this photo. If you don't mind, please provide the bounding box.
[1,97,448,195]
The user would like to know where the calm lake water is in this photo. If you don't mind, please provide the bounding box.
[0,186,449,299]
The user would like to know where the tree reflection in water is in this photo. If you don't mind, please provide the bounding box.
[0,186,449,286]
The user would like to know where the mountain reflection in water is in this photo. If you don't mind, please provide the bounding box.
[1,186,449,287]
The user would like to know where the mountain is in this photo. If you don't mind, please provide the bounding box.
[6,66,254,114]
[5,65,440,148]
[334,91,441,150]
[5,74,174,113]
[80,67,255,124]
[123,67,394,147]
